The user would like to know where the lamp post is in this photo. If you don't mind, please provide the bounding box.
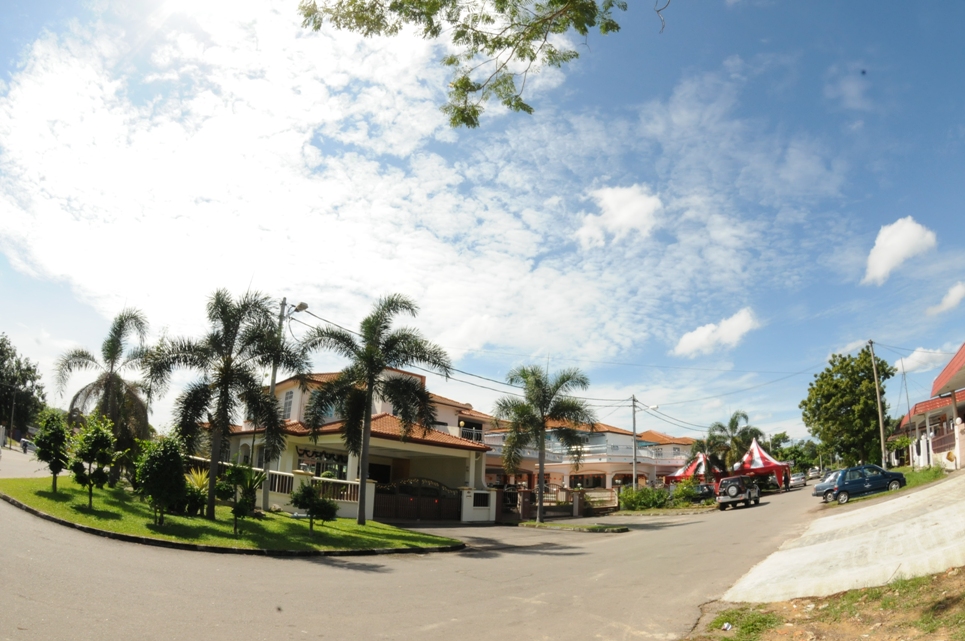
[261,297,308,511]
[631,396,658,489]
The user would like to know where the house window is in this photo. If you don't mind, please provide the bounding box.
[673,447,681,456]
[282,390,294,420]
[654,448,663,458]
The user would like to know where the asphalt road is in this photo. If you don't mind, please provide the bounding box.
[0,453,820,641]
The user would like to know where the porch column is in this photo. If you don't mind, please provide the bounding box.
[562,472,570,488]
[347,451,360,481]
[466,450,476,488]
[952,391,962,470]
[605,473,614,489]
[925,414,933,466]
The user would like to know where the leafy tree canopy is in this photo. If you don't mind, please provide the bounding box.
[299,0,629,128]
[70,415,117,509]
[799,347,896,467]
[34,408,72,492]
[0,333,47,433]
[136,436,187,526]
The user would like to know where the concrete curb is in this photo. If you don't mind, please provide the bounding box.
[0,491,465,557]
[517,523,629,533]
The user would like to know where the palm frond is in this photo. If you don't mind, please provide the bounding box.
[54,348,103,394]
[379,374,436,439]
[102,308,148,367]
[361,294,418,344]
[381,328,452,377]
[70,376,108,413]
[302,326,361,362]
[174,381,213,455]
[553,427,587,470]
[338,387,368,456]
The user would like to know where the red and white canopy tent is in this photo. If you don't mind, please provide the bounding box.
[733,438,791,489]
[665,453,724,484]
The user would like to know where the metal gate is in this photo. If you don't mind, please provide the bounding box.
[374,478,461,521]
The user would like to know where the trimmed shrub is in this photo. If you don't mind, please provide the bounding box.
[34,409,71,492]
[69,416,116,509]
[291,482,339,534]
[136,437,187,526]
[619,485,670,510]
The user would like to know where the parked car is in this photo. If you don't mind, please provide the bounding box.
[811,469,843,502]
[807,467,822,480]
[789,472,807,488]
[716,475,761,510]
[20,439,37,455]
[823,465,906,504]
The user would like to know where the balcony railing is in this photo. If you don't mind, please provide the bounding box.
[461,428,483,442]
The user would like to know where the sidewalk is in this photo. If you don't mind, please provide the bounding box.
[723,471,965,602]
[0,446,49,479]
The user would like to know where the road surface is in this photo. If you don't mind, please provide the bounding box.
[1,453,818,641]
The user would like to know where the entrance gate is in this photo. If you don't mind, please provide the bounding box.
[374,478,461,521]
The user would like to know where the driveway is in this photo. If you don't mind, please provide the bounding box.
[724,471,965,602]
[0,446,49,479]
[0,484,817,641]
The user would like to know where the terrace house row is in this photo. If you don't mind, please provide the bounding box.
[223,368,695,521]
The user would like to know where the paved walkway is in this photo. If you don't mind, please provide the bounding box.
[724,471,965,603]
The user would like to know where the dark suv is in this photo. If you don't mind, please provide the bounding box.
[825,465,906,504]
[716,475,761,510]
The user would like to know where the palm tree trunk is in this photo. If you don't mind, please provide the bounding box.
[356,384,374,526]
[206,425,222,519]
[537,429,546,524]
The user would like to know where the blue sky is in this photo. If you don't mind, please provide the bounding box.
[1,0,963,440]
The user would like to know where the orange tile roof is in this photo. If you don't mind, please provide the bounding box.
[932,342,965,397]
[898,396,955,428]
[429,393,473,410]
[238,414,489,452]
[637,430,696,445]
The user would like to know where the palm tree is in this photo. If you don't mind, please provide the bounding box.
[302,294,452,526]
[688,431,727,482]
[493,366,597,524]
[710,410,764,470]
[55,308,152,481]
[146,290,309,519]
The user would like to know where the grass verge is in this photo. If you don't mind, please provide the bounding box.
[0,477,460,553]
[518,521,628,533]
[613,505,716,516]
[690,566,965,641]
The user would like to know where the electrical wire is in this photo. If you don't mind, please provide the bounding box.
[656,364,822,406]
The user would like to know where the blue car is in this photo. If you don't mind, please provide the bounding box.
[824,465,905,504]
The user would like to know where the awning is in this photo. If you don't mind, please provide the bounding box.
[932,342,965,397]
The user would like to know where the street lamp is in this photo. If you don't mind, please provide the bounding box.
[631,396,658,490]
[260,297,308,510]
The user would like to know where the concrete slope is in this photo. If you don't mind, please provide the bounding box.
[724,472,965,603]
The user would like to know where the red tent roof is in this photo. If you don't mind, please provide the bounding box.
[733,438,790,485]
[665,453,723,482]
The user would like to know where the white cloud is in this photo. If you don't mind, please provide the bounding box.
[575,184,662,249]
[861,216,937,285]
[927,282,965,316]
[824,63,872,111]
[895,348,950,374]
[828,339,867,359]
[672,308,761,358]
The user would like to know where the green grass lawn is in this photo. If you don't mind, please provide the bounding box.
[0,477,461,552]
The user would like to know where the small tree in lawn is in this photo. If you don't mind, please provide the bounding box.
[226,465,267,536]
[136,437,187,526]
[290,482,338,535]
[34,408,71,492]
[70,416,116,509]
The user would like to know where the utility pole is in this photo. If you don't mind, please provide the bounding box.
[901,361,917,470]
[868,340,888,469]
[631,395,638,490]
[262,297,287,511]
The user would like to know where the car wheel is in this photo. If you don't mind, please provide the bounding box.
[837,491,850,505]
[888,480,900,491]
[823,491,833,503]
[718,503,727,511]
[753,497,760,505]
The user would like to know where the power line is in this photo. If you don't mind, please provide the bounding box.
[657,364,822,406]
[874,342,958,356]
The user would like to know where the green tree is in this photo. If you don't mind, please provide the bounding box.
[299,0,629,128]
[710,410,764,470]
[33,408,72,492]
[800,347,896,467]
[70,416,116,509]
[54,309,152,482]
[493,366,597,523]
[303,294,452,526]
[688,430,728,480]
[290,482,339,534]
[768,431,790,452]
[146,290,309,520]
[136,437,187,526]
[0,333,47,438]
